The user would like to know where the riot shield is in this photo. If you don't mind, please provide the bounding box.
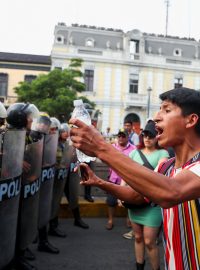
[17,138,44,250]
[0,130,26,269]
[38,132,58,229]
[51,140,72,220]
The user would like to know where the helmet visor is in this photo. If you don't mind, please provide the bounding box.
[31,114,51,134]
[26,104,40,120]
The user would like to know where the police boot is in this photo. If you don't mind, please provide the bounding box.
[15,256,37,270]
[49,216,67,238]
[72,207,89,229]
[38,226,59,254]
[136,261,145,270]
[24,247,36,261]
[84,186,94,202]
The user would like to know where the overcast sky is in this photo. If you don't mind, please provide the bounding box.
[1,0,200,56]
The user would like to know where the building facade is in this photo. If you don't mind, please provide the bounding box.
[51,23,200,133]
[1,24,200,133]
[0,52,51,106]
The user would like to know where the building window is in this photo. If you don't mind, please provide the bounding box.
[129,74,139,93]
[174,77,183,88]
[0,73,8,97]
[24,75,37,83]
[130,40,140,54]
[84,70,94,92]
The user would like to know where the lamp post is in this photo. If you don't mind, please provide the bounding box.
[147,87,152,119]
[175,74,183,88]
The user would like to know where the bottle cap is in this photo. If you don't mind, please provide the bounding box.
[73,99,83,106]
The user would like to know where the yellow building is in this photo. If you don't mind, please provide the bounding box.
[51,23,200,133]
[0,52,51,106]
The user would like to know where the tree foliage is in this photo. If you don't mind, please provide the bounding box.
[15,58,95,122]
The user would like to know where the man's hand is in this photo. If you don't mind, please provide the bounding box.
[75,163,100,186]
[69,118,106,157]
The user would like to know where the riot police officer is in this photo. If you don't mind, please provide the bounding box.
[49,123,89,234]
[48,120,68,237]
[6,102,40,270]
[33,113,60,254]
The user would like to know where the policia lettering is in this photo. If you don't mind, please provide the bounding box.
[22,166,55,199]
[0,176,21,202]
[41,165,55,183]
[23,178,40,199]
[56,168,68,180]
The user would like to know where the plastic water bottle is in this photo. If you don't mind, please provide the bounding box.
[72,99,96,163]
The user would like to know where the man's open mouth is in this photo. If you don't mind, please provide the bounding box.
[156,126,163,137]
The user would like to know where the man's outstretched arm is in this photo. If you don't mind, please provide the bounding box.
[69,119,200,207]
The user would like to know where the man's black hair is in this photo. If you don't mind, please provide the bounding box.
[124,120,132,125]
[159,87,200,135]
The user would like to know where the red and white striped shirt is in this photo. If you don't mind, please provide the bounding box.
[161,155,200,270]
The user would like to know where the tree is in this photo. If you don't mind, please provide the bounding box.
[15,58,95,122]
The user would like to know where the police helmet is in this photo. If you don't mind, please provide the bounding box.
[32,112,51,134]
[50,117,61,130]
[60,123,69,133]
[6,103,39,129]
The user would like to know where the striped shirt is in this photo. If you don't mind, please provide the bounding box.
[161,154,200,270]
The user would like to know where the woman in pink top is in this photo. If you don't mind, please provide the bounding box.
[106,129,136,230]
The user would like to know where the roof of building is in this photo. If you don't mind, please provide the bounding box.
[54,23,200,59]
[0,52,51,65]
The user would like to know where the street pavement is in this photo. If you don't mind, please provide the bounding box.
[29,217,165,270]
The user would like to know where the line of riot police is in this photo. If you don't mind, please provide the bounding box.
[0,102,88,270]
